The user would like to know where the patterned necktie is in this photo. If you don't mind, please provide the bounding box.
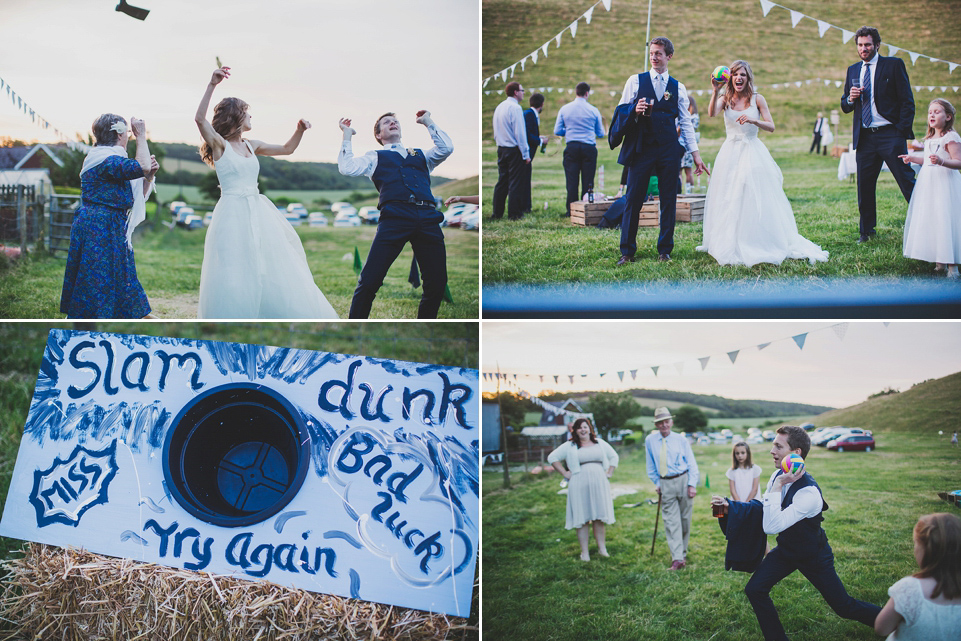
[659,437,668,475]
[861,63,872,128]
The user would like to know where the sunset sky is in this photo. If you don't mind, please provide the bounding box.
[0,0,479,179]
[482,322,961,409]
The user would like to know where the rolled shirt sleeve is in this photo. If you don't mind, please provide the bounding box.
[761,482,822,534]
[422,122,453,172]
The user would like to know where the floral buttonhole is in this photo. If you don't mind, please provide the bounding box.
[663,91,672,102]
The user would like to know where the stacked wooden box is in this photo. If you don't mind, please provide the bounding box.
[570,196,705,227]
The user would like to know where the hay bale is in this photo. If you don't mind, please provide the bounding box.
[0,544,477,641]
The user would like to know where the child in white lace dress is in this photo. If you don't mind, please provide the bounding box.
[874,513,961,639]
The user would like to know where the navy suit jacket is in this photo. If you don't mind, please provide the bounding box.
[718,499,766,573]
[840,55,915,148]
[524,108,540,160]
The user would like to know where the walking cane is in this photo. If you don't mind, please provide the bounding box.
[650,493,662,557]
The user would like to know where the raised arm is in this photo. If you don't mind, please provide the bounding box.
[337,117,376,177]
[130,117,151,174]
[415,110,454,171]
[707,78,723,118]
[195,67,229,160]
[249,119,311,157]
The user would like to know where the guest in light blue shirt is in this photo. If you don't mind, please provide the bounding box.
[492,81,531,220]
[644,406,700,569]
[554,82,606,216]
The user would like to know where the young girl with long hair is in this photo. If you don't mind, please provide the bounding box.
[899,98,961,278]
[726,441,762,502]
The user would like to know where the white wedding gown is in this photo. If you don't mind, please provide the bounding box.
[697,95,829,266]
[198,140,338,319]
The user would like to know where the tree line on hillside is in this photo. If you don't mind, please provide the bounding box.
[540,388,832,418]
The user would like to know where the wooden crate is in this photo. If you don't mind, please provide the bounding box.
[570,200,615,227]
[638,196,705,226]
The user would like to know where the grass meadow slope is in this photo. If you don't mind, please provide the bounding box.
[482,370,961,641]
[481,0,961,292]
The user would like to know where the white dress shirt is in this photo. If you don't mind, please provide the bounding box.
[860,51,893,128]
[619,69,699,153]
[492,95,530,161]
[760,470,823,535]
[338,121,453,178]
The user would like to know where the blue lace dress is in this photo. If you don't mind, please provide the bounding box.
[60,155,151,318]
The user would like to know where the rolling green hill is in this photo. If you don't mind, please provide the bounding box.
[540,388,831,417]
[813,370,961,433]
[483,0,961,143]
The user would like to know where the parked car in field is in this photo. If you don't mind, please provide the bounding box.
[307,212,328,227]
[284,211,303,226]
[169,201,187,215]
[174,207,195,226]
[203,211,213,226]
[696,436,711,446]
[357,206,380,224]
[183,213,204,230]
[330,201,353,213]
[762,430,776,441]
[286,203,308,218]
[826,434,875,452]
[333,210,361,227]
[746,434,765,445]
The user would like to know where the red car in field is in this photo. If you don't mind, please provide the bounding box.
[826,434,876,452]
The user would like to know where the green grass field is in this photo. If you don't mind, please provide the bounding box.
[0,202,479,319]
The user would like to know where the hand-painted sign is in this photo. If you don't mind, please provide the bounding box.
[0,330,479,616]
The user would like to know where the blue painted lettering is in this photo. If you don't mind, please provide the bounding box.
[156,351,204,392]
[227,531,337,579]
[120,352,149,392]
[67,340,101,399]
[318,359,361,419]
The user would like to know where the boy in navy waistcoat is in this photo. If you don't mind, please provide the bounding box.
[338,111,453,318]
[712,425,881,640]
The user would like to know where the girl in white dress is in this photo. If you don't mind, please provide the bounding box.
[195,67,338,318]
[726,441,762,502]
[698,60,829,267]
[899,99,961,278]
[874,513,961,640]
[548,418,618,561]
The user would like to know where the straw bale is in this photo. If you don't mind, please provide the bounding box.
[0,544,477,641]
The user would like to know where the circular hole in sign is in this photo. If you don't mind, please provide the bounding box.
[163,383,310,527]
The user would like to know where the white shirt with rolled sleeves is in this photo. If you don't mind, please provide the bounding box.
[760,470,823,535]
[492,95,530,161]
[337,119,453,178]
[619,69,699,153]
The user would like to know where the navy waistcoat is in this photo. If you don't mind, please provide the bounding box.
[372,149,435,209]
[776,472,829,559]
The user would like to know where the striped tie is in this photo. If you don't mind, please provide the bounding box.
[861,63,872,128]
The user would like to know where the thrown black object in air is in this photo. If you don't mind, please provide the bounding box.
[115,0,149,20]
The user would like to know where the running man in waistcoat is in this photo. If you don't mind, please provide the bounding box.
[712,425,881,640]
[338,111,453,318]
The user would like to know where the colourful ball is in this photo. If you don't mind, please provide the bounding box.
[781,453,805,475]
[712,65,731,83]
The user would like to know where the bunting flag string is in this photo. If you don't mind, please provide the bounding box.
[483,323,873,387]
[0,72,74,144]
[757,1,961,75]
[482,0,614,88]
[503,383,595,421]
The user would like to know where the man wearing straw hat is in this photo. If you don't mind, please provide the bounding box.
[645,407,699,570]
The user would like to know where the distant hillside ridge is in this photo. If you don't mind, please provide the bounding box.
[541,388,833,418]
[154,142,453,191]
[814,370,961,433]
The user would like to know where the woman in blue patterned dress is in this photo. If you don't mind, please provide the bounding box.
[60,114,158,318]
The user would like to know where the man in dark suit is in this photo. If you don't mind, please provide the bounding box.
[609,37,708,265]
[840,26,916,244]
[520,93,545,214]
[810,112,825,154]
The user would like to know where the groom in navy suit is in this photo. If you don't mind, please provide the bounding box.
[610,37,708,265]
[840,26,916,243]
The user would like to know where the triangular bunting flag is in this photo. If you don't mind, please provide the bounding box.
[789,10,803,27]
[539,375,544,383]
[831,323,849,341]
[617,371,624,382]
[824,79,831,86]
[483,77,490,89]
[928,86,935,91]
[610,90,617,97]
[651,366,659,377]
[835,80,842,88]
[630,369,637,380]
[531,50,539,65]
[602,0,612,10]
[520,58,526,72]
[599,372,606,378]
[555,33,563,48]
[883,322,890,327]
[773,83,780,89]
[759,0,775,17]
[585,6,594,23]
[674,362,684,375]
[888,45,900,57]
[554,376,559,383]
[580,374,588,378]
[568,375,574,384]
[513,374,517,380]
[500,69,508,82]
[909,51,921,65]
[484,90,491,95]
[758,342,771,350]
[817,20,831,38]
[795,81,803,88]
[509,62,518,78]
[950,63,959,74]
[696,89,704,96]
[728,350,739,364]
[792,333,807,350]
[699,357,710,371]
[941,86,948,92]
[841,29,854,44]
[570,20,578,39]
[955,87,960,92]
[542,43,549,57]
[915,86,922,92]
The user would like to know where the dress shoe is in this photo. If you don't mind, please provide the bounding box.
[615,255,635,266]
[668,560,686,570]
[857,235,870,244]
[658,253,671,262]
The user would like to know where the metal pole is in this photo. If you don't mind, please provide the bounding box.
[497,363,511,489]
[644,0,653,64]
[17,185,27,255]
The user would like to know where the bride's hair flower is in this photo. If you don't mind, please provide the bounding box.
[110,121,128,136]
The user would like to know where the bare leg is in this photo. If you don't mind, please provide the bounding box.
[576,525,590,561]
[593,521,609,557]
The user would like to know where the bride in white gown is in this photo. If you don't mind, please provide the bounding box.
[195,66,338,319]
[697,60,828,267]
